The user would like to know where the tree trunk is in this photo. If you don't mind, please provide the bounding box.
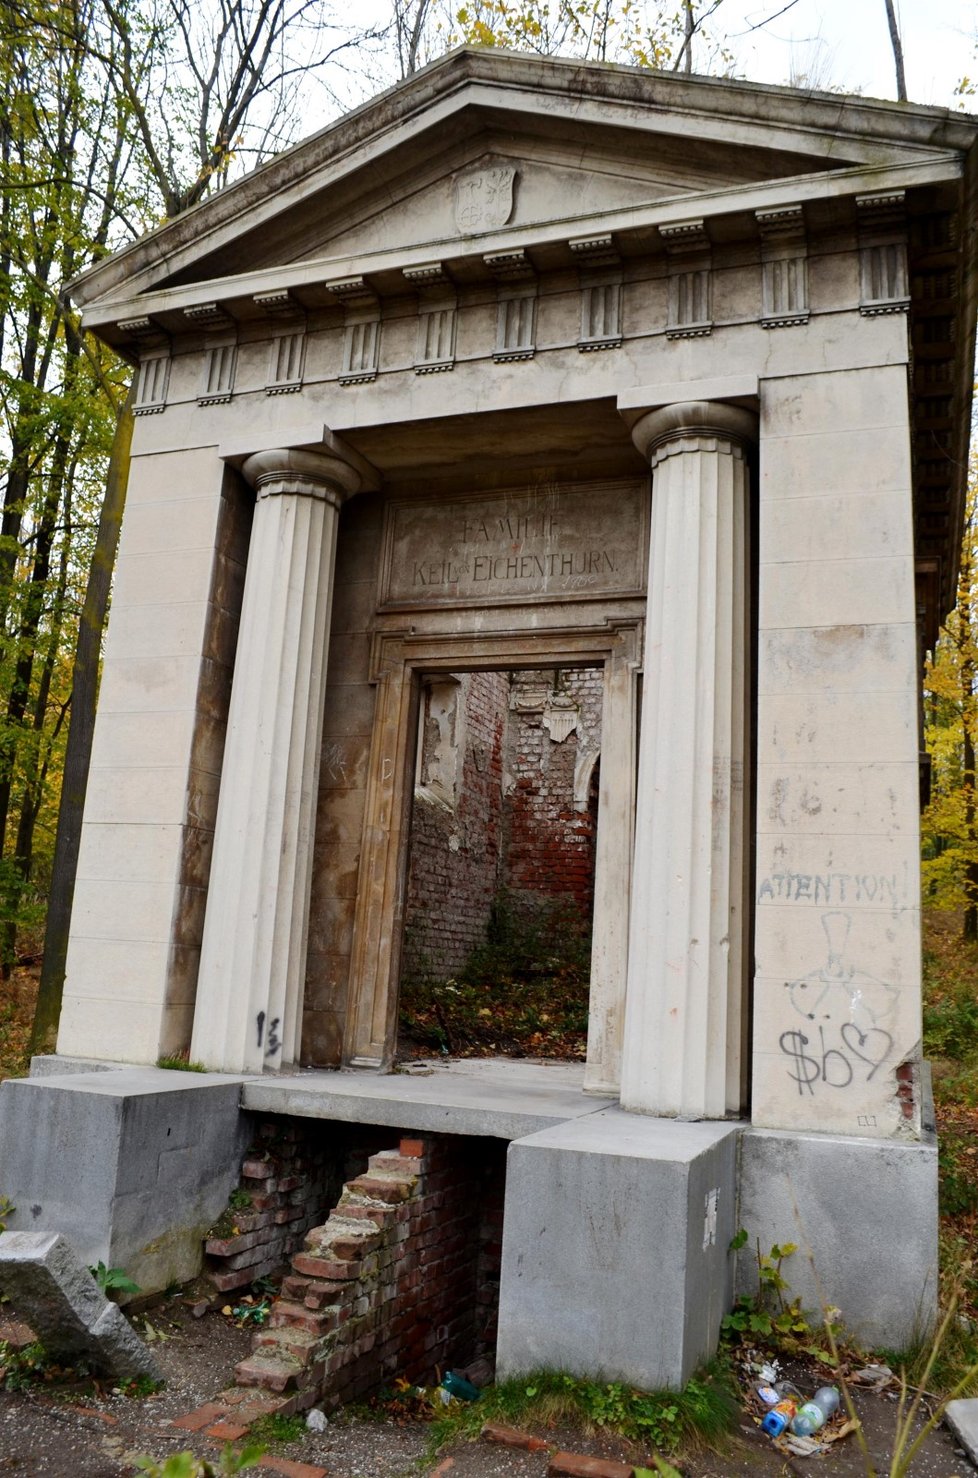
[29,387,134,1058]
[883,0,907,101]
[964,653,977,943]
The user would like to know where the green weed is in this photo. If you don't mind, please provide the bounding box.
[0,1339,91,1391]
[115,1372,164,1398]
[249,1411,306,1444]
[425,1365,737,1462]
[133,1442,265,1476]
[721,1234,839,1365]
[89,1261,141,1297]
[156,1055,208,1072]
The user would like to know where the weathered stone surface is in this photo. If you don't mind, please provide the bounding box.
[0,1069,249,1298]
[0,1232,159,1380]
[944,1399,978,1465]
[737,1125,938,1349]
[497,1111,738,1390]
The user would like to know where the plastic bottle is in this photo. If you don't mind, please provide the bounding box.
[761,1397,797,1437]
[441,1370,481,1402]
[789,1386,841,1437]
[789,1402,827,1436]
[813,1386,841,1417]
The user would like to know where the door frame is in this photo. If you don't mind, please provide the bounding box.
[343,619,642,1094]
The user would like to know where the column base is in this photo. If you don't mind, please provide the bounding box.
[737,1124,938,1350]
[497,1109,739,1389]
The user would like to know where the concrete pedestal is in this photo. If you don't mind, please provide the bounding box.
[496,1109,739,1390]
[0,1069,248,1296]
[737,1124,938,1349]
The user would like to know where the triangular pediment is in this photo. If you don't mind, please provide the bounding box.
[70,47,976,319]
[278,116,848,269]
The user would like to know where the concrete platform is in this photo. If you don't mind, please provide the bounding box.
[240,1057,616,1140]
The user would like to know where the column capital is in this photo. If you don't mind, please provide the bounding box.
[242,447,367,507]
[629,400,758,466]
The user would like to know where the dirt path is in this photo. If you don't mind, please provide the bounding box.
[0,1296,973,1477]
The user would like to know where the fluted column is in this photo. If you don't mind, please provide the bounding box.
[620,401,756,1118]
[191,448,366,1073]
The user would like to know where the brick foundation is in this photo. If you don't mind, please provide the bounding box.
[232,1135,505,1408]
[204,1118,387,1293]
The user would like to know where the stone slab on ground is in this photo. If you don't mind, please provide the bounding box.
[0,1230,160,1381]
[497,1109,738,1390]
[944,1399,978,1465]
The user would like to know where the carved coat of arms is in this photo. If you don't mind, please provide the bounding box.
[453,166,517,234]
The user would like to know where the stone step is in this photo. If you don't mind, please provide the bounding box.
[305,1224,384,1260]
[269,1299,340,1336]
[234,1350,302,1393]
[340,1175,414,1204]
[254,1325,327,1364]
[302,1278,354,1311]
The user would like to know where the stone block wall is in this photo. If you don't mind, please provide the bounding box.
[204,1117,388,1293]
[234,1134,506,1408]
[402,671,508,982]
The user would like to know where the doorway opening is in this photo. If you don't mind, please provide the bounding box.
[397,666,602,1062]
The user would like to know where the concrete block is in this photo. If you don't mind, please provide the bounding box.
[30,1055,125,1077]
[496,1110,738,1390]
[737,1125,938,1350]
[0,1231,159,1380]
[0,1070,250,1297]
[945,1400,978,1466]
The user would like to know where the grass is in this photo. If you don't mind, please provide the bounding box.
[920,910,978,1391]
[419,1365,740,1464]
[249,1411,306,1445]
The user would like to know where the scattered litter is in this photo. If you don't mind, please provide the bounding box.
[851,1364,895,1389]
[441,1370,481,1402]
[783,1433,822,1457]
[743,1369,848,1459]
[306,1407,328,1432]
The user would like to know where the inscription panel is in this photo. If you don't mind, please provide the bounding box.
[379,480,648,609]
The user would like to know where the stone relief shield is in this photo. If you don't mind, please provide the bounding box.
[454,166,517,234]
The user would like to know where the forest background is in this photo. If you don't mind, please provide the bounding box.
[0,0,975,1063]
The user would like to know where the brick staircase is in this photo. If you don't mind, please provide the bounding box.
[229,1135,478,1411]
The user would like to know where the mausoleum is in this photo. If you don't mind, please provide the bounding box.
[2,50,976,1393]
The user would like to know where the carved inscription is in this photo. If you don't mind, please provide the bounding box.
[380,482,647,608]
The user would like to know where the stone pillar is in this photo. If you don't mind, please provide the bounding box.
[191,448,366,1074]
[620,401,756,1119]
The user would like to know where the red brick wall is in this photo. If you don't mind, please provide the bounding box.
[205,1118,388,1293]
[235,1135,507,1408]
[503,668,602,917]
[402,672,509,982]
